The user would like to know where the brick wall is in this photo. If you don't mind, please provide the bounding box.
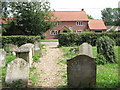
[45,21,88,39]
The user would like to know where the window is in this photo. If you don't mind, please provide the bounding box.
[94,30,102,33]
[54,21,59,26]
[76,21,83,26]
[69,26,73,30]
[50,30,58,35]
[76,30,82,33]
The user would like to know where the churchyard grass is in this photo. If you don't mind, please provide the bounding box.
[41,39,58,42]
[60,46,119,88]
[29,67,40,86]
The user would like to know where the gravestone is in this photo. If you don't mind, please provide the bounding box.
[20,43,34,56]
[15,47,30,62]
[0,49,6,67]
[9,44,18,55]
[15,43,34,67]
[79,43,93,57]
[67,54,96,88]
[34,41,42,55]
[5,58,29,84]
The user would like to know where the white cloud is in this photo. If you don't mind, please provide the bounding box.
[49,0,120,19]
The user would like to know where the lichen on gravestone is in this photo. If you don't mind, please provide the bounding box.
[5,58,29,84]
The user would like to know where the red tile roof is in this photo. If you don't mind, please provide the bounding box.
[51,11,89,21]
[0,19,7,24]
[0,18,13,24]
[88,19,107,30]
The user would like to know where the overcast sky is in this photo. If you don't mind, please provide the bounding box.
[49,0,120,19]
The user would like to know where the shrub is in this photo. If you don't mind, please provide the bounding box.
[109,29,116,33]
[2,36,41,47]
[96,54,107,65]
[4,44,10,53]
[58,33,120,46]
[96,36,116,63]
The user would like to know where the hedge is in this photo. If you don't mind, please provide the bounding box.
[58,32,120,46]
[1,36,41,47]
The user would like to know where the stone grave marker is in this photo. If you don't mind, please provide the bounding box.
[5,58,29,84]
[67,54,96,88]
[34,41,42,55]
[15,47,30,62]
[0,49,6,67]
[79,43,93,57]
[20,43,34,56]
[15,43,34,67]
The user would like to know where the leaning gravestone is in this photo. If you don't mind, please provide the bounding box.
[67,43,96,88]
[9,44,18,56]
[5,58,29,84]
[0,49,6,67]
[34,41,42,55]
[79,43,93,57]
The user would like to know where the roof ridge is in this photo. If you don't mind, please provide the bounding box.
[51,11,85,12]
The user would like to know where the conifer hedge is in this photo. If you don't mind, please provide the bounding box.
[1,36,41,47]
[58,32,120,46]
[96,36,116,63]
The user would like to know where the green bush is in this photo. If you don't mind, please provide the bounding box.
[4,44,10,53]
[96,36,116,63]
[109,29,116,33]
[2,36,41,47]
[96,54,107,65]
[58,33,120,46]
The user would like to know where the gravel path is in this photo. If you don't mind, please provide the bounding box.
[41,42,59,45]
[29,44,67,88]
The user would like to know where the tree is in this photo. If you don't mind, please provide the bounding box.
[2,0,56,35]
[87,14,94,19]
[101,8,120,26]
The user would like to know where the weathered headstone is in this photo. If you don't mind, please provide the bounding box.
[15,43,34,67]
[9,44,18,55]
[15,47,30,62]
[0,49,6,67]
[34,41,42,55]
[20,43,34,56]
[5,58,29,84]
[79,43,93,57]
[67,54,96,88]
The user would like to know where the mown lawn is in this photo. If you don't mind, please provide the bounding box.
[61,46,119,88]
[41,39,58,42]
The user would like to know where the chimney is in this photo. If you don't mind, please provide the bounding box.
[81,8,84,11]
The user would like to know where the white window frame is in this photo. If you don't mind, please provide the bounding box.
[76,30,82,33]
[69,26,73,30]
[50,30,58,35]
[76,21,83,26]
[54,21,59,26]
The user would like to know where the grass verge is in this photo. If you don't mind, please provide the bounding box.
[41,39,58,42]
[60,46,119,88]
